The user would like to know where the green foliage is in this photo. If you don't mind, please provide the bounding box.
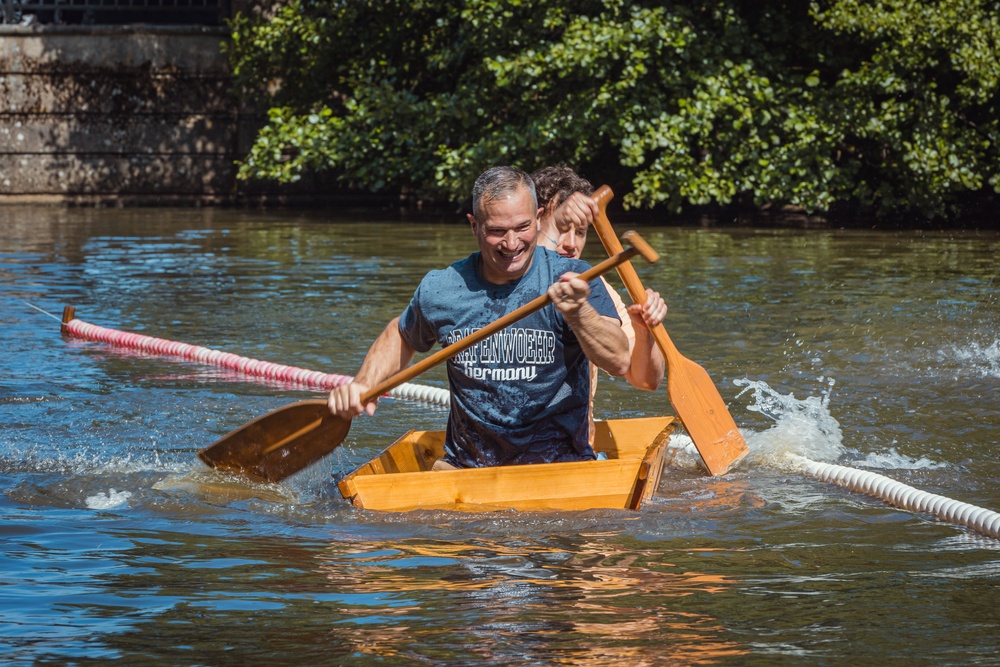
[229,0,1000,220]
[813,0,1000,217]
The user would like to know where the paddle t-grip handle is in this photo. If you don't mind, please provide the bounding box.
[591,185,654,305]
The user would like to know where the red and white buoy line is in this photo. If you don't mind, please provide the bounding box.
[57,306,451,407]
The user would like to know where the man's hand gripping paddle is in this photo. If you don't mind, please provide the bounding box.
[590,186,748,475]
[197,229,660,483]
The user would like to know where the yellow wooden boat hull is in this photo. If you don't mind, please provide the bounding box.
[337,416,677,512]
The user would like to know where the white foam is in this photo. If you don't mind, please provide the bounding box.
[726,378,951,474]
[733,377,846,469]
[944,339,1000,378]
[853,448,946,471]
[86,488,132,509]
[5,445,191,476]
[664,433,703,472]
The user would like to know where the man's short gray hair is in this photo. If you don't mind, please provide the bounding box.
[472,166,538,220]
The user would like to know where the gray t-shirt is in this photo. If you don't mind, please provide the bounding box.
[399,246,620,467]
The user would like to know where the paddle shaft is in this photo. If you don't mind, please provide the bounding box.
[360,230,658,404]
[589,187,678,362]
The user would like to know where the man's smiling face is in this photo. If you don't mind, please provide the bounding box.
[468,184,542,285]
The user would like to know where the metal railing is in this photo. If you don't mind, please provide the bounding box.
[1,0,231,25]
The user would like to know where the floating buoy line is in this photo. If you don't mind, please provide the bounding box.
[32,302,1000,539]
[789,455,1000,539]
[51,304,451,406]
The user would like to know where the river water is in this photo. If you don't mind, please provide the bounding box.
[1,206,998,665]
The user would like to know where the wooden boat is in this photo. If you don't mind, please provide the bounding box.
[337,416,678,512]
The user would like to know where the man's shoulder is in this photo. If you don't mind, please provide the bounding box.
[534,246,590,275]
[411,254,480,309]
[420,253,477,285]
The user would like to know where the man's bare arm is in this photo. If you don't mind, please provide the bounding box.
[624,289,667,390]
[549,274,630,377]
[328,316,416,417]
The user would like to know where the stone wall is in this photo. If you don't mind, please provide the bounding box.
[0,25,248,205]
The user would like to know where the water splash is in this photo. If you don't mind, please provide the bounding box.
[732,377,845,470]
[664,433,702,472]
[851,448,946,471]
[0,443,191,476]
[727,378,948,474]
[943,338,1000,378]
[85,488,132,509]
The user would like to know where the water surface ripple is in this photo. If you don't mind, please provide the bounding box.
[1,207,998,665]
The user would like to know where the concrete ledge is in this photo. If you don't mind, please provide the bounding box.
[0,192,234,206]
[1,114,235,154]
[0,24,228,36]
[0,25,231,72]
[0,153,234,194]
[1,72,233,114]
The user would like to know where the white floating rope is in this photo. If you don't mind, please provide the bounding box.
[789,454,1000,540]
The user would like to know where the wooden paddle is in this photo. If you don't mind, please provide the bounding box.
[590,186,748,475]
[198,229,660,483]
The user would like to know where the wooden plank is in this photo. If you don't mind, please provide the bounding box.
[339,417,677,512]
[349,459,641,512]
[337,429,443,500]
[384,430,443,473]
[600,416,677,459]
[626,422,676,510]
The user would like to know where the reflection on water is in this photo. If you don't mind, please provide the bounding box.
[1,206,999,664]
[315,537,744,664]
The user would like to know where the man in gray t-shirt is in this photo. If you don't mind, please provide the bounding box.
[328,166,630,468]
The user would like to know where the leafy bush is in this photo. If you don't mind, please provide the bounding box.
[229,0,1000,221]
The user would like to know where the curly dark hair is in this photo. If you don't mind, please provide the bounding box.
[530,165,594,213]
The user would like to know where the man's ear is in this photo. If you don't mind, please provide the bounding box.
[467,213,477,234]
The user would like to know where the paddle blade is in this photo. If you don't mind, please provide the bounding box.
[666,353,749,475]
[197,399,350,483]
